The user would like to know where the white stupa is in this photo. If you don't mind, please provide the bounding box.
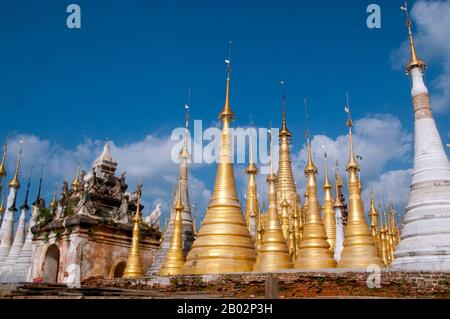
[0,170,31,282]
[0,169,43,283]
[392,6,450,271]
[0,150,21,264]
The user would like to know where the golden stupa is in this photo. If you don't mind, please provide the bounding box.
[253,131,292,271]
[280,187,290,242]
[302,189,308,227]
[387,210,395,264]
[123,184,145,278]
[182,47,257,274]
[378,212,389,267]
[256,209,264,252]
[293,196,303,254]
[244,134,260,236]
[71,162,81,193]
[8,148,21,190]
[368,193,380,248]
[294,132,336,269]
[276,82,300,236]
[337,103,382,269]
[321,151,336,252]
[159,176,186,276]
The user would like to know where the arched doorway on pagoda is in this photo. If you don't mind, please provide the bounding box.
[42,244,60,283]
[110,258,127,278]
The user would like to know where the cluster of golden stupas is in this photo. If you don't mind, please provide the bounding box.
[120,46,403,278]
[368,196,401,267]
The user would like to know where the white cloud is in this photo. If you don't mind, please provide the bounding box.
[292,114,411,178]
[392,0,450,112]
[361,169,413,222]
[289,114,412,215]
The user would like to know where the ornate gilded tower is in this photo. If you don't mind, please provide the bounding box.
[244,133,260,239]
[322,151,336,252]
[276,82,300,223]
[368,192,380,248]
[183,44,257,274]
[392,3,450,271]
[253,129,292,271]
[337,103,381,268]
[294,131,336,269]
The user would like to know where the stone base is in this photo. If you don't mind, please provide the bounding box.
[1,270,449,298]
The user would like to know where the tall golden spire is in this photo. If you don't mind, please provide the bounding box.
[293,195,303,255]
[276,82,299,224]
[382,210,392,265]
[183,43,256,274]
[337,97,382,268]
[71,161,81,192]
[219,41,234,120]
[256,211,263,252]
[245,131,259,229]
[253,129,292,271]
[369,192,380,247]
[379,210,388,266]
[279,81,291,138]
[389,206,400,245]
[123,183,144,278]
[160,176,185,276]
[387,210,395,264]
[294,127,336,269]
[180,89,192,161]
[280,186,290,242]
[8,147,22,189]
[401,1,426,75]
[322,150,336,252]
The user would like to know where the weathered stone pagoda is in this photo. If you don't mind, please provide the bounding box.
[27,143,160,283]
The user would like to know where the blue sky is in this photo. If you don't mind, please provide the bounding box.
[0,0,449,224]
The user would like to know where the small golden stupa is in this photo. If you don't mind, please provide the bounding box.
[122,184,145,278]
[337,100,382,269]
[159,176,185,276]
[294,131,336,269]
[253,130,292,271]
[321,151,336,252]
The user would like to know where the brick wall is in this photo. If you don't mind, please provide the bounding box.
[86,270,450,298]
